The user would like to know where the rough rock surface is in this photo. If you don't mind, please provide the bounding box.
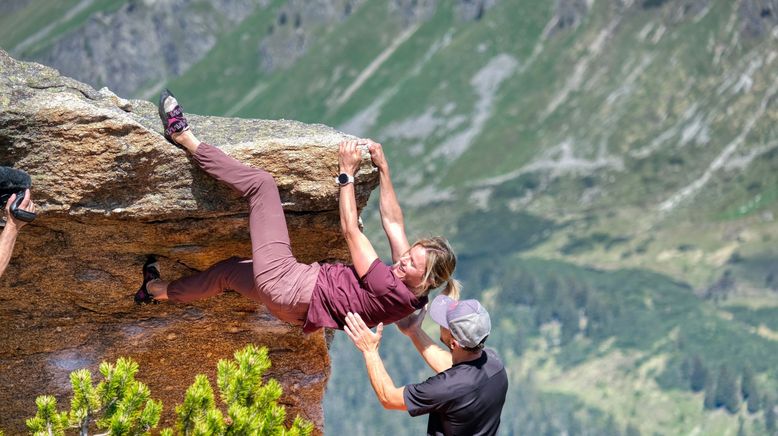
[740,0,778,38]
[0,49,378,434]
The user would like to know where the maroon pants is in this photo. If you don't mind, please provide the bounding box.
[167,143,321,325]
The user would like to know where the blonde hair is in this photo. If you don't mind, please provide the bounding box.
[413,236,460,300]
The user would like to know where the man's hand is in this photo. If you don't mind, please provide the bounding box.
[366,139,389,172]
[344,312,383,353]
[338,140,363,177]
[395,306,427,337]
[4,189,35,232]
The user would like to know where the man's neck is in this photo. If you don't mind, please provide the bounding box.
[451,349,483,365]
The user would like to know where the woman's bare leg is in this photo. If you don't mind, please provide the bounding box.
[147,279,169,300]
[171,130,200,155]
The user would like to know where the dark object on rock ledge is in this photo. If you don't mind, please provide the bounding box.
[0,166,36,222]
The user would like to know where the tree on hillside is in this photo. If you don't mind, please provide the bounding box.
[557,298,580,344]
[602,416,622,436]
[741,365,761,413]
[766,272,778,291]
[584,295,613,339]
[742,365,756,400]
[566,410,582,436]
[747,390,762,414]
[704,378,717,410]
[737,416,747,436]
[704,270,735,302]
[568,278,591,308]
[542,275,564,309]
[501,269,539,306]
[764,395,776,435]
[689,355,709,392]
[625,423,641,436]
[714,365,740,413]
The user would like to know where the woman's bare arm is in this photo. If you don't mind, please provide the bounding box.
[396,308,453,373]
[339,141,379,277]
[366,140,410,263]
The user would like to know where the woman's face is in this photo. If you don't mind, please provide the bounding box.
[392,245,428,289]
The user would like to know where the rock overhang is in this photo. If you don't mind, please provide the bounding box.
[0,49,377,434]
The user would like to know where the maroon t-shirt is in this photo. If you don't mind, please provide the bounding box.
[303,259,428,333]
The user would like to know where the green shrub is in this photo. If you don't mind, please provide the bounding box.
[25,345,312,436]
[26,359,160,436]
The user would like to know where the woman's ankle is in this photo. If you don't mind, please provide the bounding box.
[172,130,200,154]
[147,279,169,300]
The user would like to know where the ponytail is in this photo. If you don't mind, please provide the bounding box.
[442,278,461,300]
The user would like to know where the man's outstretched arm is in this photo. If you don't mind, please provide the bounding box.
[344,312,407,411]
[0,220,19,277]
[396,308,453,373]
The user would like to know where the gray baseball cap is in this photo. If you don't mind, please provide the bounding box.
[428,295,491,348]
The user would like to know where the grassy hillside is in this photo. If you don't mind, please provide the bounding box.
[327,251,778,435]
[2,0,778,434]
[0,0,123,54]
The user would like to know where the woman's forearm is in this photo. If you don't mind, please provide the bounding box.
[406,326,453,373]
[339,181,361,237]
[378,168,404,228]
[338,141,380,276]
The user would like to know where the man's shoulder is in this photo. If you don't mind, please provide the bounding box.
[483,347,500,359]
[406,351,507,405]
[411,349,506,388]
[483,348,506,372]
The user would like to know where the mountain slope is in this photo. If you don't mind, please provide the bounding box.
[2,0,778,434]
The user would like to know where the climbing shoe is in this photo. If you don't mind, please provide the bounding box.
[134,256,161,305]
[158,88,189,145]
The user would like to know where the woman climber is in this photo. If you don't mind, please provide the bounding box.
[135,89,460,333]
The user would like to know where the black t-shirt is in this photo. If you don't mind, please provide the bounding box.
[403,348,509,436]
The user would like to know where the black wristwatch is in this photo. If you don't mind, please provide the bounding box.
[336,172,355,186]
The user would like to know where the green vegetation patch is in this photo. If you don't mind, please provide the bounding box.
[725,306,778,332]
